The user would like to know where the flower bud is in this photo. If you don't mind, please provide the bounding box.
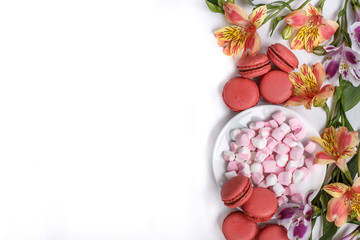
[282,25,292,40]
[313,46,326,56]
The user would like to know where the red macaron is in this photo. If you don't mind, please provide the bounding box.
[237,53,271,78]
[256,224,289,240]
[267,43,299,72]
[220,175,253,208]
[222,211,258,240]
[259,70,293,105]
[222,77,260,112]
[241,187,278,223]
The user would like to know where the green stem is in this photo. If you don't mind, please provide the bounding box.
[322,104,330,128]
[262,0,295,25]
[298,0,311,9]
[357,146,360,178]
[344,170,354,185]
[317,0,327,10]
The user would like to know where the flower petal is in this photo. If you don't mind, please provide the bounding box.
[335,127,358,159]
[323,183,350,198]
[304,26,320,53]
[313,151,337,164]
[352,177,360,193]
[291,27,306,50]
[243,32,260,56]
[283,95,310,108]
[318,19,339,43]
[249,5,267,28]
[285,10,308,29]
[288,221,312,240]
[214,26,248,57]
[326,195,351,227]
[344,49,360,65]
[324,59,340,81]
[306,4,320,16]
[350,21,360,46]
[313,84,334,106]
[312,62,326,86]
[224,3,251,26]
[349,68,360,87]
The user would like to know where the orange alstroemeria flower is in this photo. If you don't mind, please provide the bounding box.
[311,126,359,174]
[284,62,335,109]
[214,3,267,58]
[323,178,360,227]
[284,4,339,53]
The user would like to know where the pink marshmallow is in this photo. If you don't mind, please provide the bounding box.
[285,160,298,173]
[238,162,251,177]
[237,147,251,161]
[264,121,271,127]
[283,137,297,148]
[266,137,278,152]
[304,141,317,154]
[273,183,286,196]
[291,193,303,204]
[265,154,275,161]
[292,169,305,183]
[257,180,267,188]
[241,128,256,138]
[290,146,304,161]
[274,143,290,155]
[248,141,256,151]
[278,171,292,186]
[279,123,291,135]
[289,184,297,195]
[266,173,278,187]
[251,135,267,149]
[272,111,286,125]
[274,166,285,174]
[277,194,288,206]
[271,127,286,141]
[249,121,265,130]
[285,133,297,141]
[235,133,250,147]
[255,148,269,163]
[268,119,279,128]
[250,162,263,173]
[288,117,303,131]
[230,142,237,152]
[294,127,306,140]
[223,151,235,161]
[225,171,238,180]
[300,167,310,178]
[284,187,291,196]
[263,160,277,173]
[259,127,272,138]
[230,129,242,141]
[294,155,305,168]
[275,154,289,167]
[251,173,264,185]
[305,157,314,169]
[227,161,239,172]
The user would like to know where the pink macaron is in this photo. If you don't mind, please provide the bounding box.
[259,70,293,105]
[241,187,278,222]
[222,211,258,240]
[237,53,272,78]
[221,174,254,208]
[222,77,260,112]
[267,43,299,72]
[256,224,289,240]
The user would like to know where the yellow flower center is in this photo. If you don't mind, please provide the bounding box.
[223,26,249,42]
[351,193,360,216]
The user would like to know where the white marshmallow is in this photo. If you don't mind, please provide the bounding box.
[296,141,304,150]
[273,183,286,197]
[292,169,305,183]
[230,129,241,141]
[249,121,265,130]
[266,173,278,187]
[251,136,267,149]
[285,160,298,173]
[241,128,256,138]
[259,127,272,138]
[237,147,251,161]
[279,123,291,135]
[225,171,238,180]
[276,154,289,167]
[251,163,263,173]
[223,150,235,161]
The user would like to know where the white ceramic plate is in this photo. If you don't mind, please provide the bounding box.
[212,105,326,197]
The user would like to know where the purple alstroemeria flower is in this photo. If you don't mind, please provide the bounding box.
[276,192,313,240]
[323,44,360,87]
[342,226,360,240]
[350,21,360,47]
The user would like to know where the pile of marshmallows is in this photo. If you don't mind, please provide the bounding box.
[223,110,317,206]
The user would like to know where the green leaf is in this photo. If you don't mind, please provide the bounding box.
[348,154,358,178]
[319,222,338,240]
[205,0,224,13]
[343,83,360,112]
[217,0,225,6]
[270,16,285,37]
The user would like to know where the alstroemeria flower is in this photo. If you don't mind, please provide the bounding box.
[214,3,267,58]
[277,192,313,240]
[323,178,360,227]
[342,226,360,240]
[284,4,339,53]
[311,126,359,174]
[284,63,335,109]
[323,44,360,87]
[350,22,360,48]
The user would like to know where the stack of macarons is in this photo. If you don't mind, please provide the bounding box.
[222,43,299,112]
[221,174,289,240]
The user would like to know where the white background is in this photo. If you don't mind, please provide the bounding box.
[0,0,359,239]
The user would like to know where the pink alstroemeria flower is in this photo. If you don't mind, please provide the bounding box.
[311,126,359,174]
[284,4,338,53]
[350,22,360,48]
[284,63,335,109]
[323,178,360,227]
[277,192,313,240]
[342,226,360,240]
[214,3,267,58]
[323,44,360,87]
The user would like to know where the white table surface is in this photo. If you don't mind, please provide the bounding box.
[0,0,359,239]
